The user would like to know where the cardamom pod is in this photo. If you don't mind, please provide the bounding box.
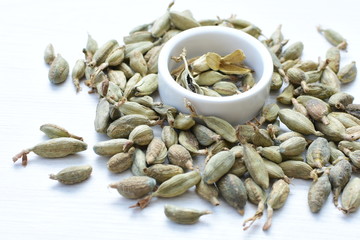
[192,124,221,147]
[128,125,154,146]
[338,61,357,83]
[317,26,347,50]
[195,179,220,206]
[109,176,156,199]
[203,151,235,184]
[40,123,83,141]
[13,138,87,166]
[161,125,178,148]
[217,173,248,215]
[44,43,55,65]
[48,54,69,84]
[279,161,313,180]
[89,39,119,67]
[178,130,207,155]
[279,136,307,157]
[71,59,86,92]
[329,159,352,207]
[49,165,92,185]
[340,177,360,214]
[107,147,136,173]
[164,204,211,224]
[263,179,290,231]
[308,170,331,213]
[306,137,330,168]
[144,164,184,183]
[94,98,111,134]
[167,144,194,170]
[146,138,167,165]
[257,146,282,164]
[131,148,147,176]
[93,138,133,156]
[326,47,340,73]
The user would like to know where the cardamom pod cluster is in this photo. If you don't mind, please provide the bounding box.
[17,0,359,231]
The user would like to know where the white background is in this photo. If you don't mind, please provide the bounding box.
[0,0,359,239]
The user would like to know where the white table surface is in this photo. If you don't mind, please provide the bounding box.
[0,0,359,239]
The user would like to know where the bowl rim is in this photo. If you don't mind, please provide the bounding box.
[158,26,274,103]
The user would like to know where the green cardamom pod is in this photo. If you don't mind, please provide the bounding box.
[48,54,69,84]
[49,165,92,185]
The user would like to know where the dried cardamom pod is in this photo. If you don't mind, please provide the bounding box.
[304,98,330,125]
[49,165,92,185]
[162,29,181,43]
[291,97,309,118]
[107,114,161,139]
[257,146,282,164]
[270,72,283,90]
[229,156,247,177]
[167,144,194,170]
[251,125,274,147]
[13,138,87,166]
[71,59,86,92]
[131,170,201,208]
[278,109,323,136]
[276,83,294,105]
[203,150,235,184]
[94,98,111,134]
[237,134,269,189]
[275,131,304,144]
[282,59,300,72]
[320,66,341,92]
[241,25,262,38]
[134,73,158,96]
[93,138,133,156]
[195,179,220,206]
[217,173,248,215]
[236,124,255,143]
[129,51,148,76]
[300,81,337,99]
[263,179,290,231]
[306,137,330,168]
[287,67,308,85]
[280,41,304,62]
[345,104,360,119]
[328,112,360,128]
[326,47,340,73]
[169,10,200,30]
[146,138,167,165]
[317,26,347,50]
[161,125,178,148]
[267,121,281,140]
[259,103,280,125]
[279,161,313,180]
[185,99,237,143]
[341,148,360,169]
[339,177,360,214]
[131,148,147,176]
[338,61,357,83]
[194,70,228,86]
[164,204,211,224]
[308,169,331,213]
[129,95,156,107]
[338,140,360,152]
[89,39,119,67]
[107,147,136,173]
[48,54,69,84]
[243,178,267,230]
[178,130,207,155]
[151,3,171,37]
[192,124,221,147]
[83,33,98,62]
[315,115,358,142]
[146,45,163,74]
[263,159,290,182]
[117,62,135,79]
[125,41,155,59]
[96,47,125,78]
[328,141,349,164]
[97,80,123,102]
[40,123,83,141]
[213,81,241,96]
[171,112,196,130]
[123,31,154,44]
[117,100,159,120]
[128,125,154,146]
[294,59,319,72]
[44,43,55,65]
[329,159,352,207]
[144,164,184,183]
[109,176,156,199]
[328,92,354,110]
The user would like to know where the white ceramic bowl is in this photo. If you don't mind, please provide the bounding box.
[157,26,273,125]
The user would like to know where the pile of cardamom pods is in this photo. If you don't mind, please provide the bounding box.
[13,1,360,231]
